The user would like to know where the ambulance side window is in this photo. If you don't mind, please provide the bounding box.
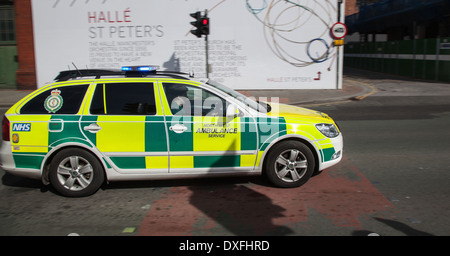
[20,84,89,114]
[90,83,156,115]
[163,83,227,116]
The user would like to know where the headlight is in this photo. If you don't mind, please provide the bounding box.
[315,123,340,138]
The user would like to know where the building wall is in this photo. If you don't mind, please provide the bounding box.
[345,0,359,16]
[14,0,352,90]
[15,0,36,90]
[30,0,345,89]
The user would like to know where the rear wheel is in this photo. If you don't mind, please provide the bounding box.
[49,148,104,197]
[264,140,315,188]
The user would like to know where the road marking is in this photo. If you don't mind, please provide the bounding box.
[298,79,378,107]
[346,79,378,101]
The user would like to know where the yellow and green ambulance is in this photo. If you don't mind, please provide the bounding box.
[0,66,343,197]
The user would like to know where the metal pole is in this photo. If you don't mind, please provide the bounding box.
[336,0,343,89]
[205,34,209,78]
[435,36,440,81]
[205,9,209,78]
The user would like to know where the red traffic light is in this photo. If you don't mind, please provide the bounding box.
[189,11,209,38]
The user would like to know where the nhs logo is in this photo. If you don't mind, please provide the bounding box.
[12,123,31,132]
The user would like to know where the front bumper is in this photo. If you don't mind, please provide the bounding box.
[318,133,343,171]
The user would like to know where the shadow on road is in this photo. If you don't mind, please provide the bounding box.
[1,172,50,193]
[352,217,434,236]
[189,184,293,236]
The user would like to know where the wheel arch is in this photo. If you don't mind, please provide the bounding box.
[260,135,320,175]
[41,143,107,185]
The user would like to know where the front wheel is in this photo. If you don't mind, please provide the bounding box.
[264,140,315,188]
[49,148,104,197]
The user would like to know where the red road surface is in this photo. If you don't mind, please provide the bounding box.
[138,157,395,235]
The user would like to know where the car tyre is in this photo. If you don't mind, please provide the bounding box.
[264,140,315,188]
[49,148,104,197]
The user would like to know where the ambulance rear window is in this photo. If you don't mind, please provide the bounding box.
[20,84,89,114]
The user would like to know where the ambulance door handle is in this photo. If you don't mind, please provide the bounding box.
[84,123,102,133]
[169,124,187,134]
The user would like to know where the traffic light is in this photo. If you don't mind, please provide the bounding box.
[190,11,209,38]
[201,16,209,36]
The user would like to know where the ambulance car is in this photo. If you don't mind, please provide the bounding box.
[0,66,343,197]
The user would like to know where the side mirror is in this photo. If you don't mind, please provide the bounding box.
[226,104,242,117]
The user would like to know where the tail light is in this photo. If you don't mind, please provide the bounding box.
[2,115,10,141]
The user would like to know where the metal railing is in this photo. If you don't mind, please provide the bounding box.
[344,37,450,82]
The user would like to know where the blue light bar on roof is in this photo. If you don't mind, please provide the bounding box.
[121,65,159,72]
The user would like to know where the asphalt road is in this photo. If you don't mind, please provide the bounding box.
[312,97,450,236]
[1,74,450,237]
[309,73,450,236]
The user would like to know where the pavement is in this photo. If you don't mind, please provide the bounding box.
[0,67,446,108]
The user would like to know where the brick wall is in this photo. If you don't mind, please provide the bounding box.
[345,0,359,16]
[14,0,36,90]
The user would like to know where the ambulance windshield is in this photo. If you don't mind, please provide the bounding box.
[207,80,270,113]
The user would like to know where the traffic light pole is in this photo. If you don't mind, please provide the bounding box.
[205,34,209,78]
[189,9,210,78]
[336,0,343,90]
[204,10,209,78]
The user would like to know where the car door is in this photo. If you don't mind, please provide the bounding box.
[160,82,258,173]
[11,84,90,170]
[81,81,169,173]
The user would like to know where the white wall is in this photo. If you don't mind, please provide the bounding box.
[32,0,345,89]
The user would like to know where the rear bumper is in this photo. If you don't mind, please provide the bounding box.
[0,140,14,171]
[0,140,42,180]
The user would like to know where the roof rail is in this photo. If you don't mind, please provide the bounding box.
[54,69,124,82]
[54,69,193,82]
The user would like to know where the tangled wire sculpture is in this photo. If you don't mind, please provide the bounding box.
[246,0,337,68]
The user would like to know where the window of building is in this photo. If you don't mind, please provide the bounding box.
[0,6,15,43]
